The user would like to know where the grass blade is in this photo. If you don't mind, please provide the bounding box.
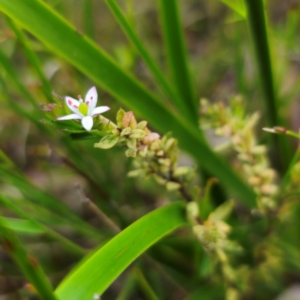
[244,0,277,126]
[0,168,100,238]
[157,0,198,123]
[134,268,159,300]
[82,0,95,39]
[244,0,292,168]
[0,194,86,256]
[6,17,53,102]
[55,202,187,299]
[2,217,44,234]
[0,48,38,110]
[0,48,41,122]
[0,217,58,300]
[105,0,186,118]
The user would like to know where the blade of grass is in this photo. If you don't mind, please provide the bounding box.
[82,0,95,39]
[0,0,256,206]
[116,269,136,300]
[125,0,135,27]
[0,216,58,300]
[244,0,292,168]
[6,17,53,102]
[134,268,159,300]
[0,48,44,129]
[233,23,247,95]
[0,194,86,256]
[105,0,189,119]
[243,0,277,126]
[0,168,100,238]
[0,150,94,235]
[55,202,187,300]
[0,137,110,235]
[0,48,39,111]
[2,217,44,234]
[0,74,38,125]
[280,145,300,191]
[157,0,198,124]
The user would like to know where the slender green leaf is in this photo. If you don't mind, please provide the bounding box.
[0,169,100,238]
[0,194,86,256]
[244,0,292,168]
[0,48,42,126]
[116,270,136,300]
[105,0,185,117]
[0,73,38,124]
[55,202,187,299]
[0,47,38,109]
[0,0,256,206]
[244,0,277,126]
[0,217,57,300]
[134,268,159,300]
[82,0,95,39]
[281,146,300,191]
[157,0,198,123]
[6,17,53,102]
[2,217,44,234]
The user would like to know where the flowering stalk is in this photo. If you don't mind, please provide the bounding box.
[200,96,278,212]
[94,108,196,203]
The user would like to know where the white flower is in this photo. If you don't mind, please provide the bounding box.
[57,87,110,131]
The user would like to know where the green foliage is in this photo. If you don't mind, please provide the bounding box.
[0,0,299,299]
[55,202,186,300]
[0,217,57,300]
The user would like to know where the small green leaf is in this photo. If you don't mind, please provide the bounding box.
[94,135,119,149]
[125,148,137,157]
[166,181,181,191]
[116,108,126,128]
[136,121,147,130]
[153,174,167,185]
[121,127,132,136]
[130,129,146,139]
[127,138,137,150]
[208,200,234,222]
[173,166,192,177]
[127,169,145,177]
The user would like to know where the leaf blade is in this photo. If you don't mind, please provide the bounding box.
[157,0,198,123]
[55,202,187,299]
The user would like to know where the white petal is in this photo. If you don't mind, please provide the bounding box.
[81,116,93,131]
[91,106,110,116]
[85,86,98,114]
[57,114,82,121]
[65,96,83,116]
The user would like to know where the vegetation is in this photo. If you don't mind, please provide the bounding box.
[0,0,300,299]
